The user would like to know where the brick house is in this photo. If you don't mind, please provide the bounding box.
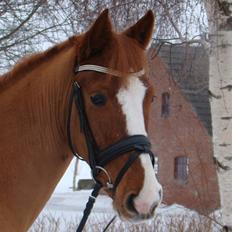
[148,45,220,214]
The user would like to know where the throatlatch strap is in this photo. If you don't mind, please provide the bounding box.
[72,82,99,172]
[76,182,102,232]
[67,87,84,160]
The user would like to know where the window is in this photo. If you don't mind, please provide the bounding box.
[161,92,170,118]
[174,156,189,183]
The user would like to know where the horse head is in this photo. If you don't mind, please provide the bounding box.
[72,9,162,222]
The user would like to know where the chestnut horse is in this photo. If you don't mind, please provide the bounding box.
[0,10,162,232]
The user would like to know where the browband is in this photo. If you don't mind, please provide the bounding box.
[76,64,145,78]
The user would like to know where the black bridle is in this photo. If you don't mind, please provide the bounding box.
[67,64,155,232]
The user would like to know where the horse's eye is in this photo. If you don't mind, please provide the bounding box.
[90,93,107,106]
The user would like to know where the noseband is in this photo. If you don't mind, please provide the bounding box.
[67,64,155,232]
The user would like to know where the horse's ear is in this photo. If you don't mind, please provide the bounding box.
[123,10,155,49]
[79,9,112,60]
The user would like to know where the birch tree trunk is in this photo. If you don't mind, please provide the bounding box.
[204,0,232,229]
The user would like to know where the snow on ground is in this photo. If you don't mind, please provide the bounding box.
[29,159,223,231]
[30,190,223,232]
[28,160,223,231]
[44,190,114,214]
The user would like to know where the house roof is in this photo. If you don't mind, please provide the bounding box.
[151,44,211,135]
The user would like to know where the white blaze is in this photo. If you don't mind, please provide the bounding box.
[116,76,162,215]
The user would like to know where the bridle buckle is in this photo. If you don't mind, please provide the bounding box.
[73,81,80,89]
[106,182,114,189]
[94,166,114,189]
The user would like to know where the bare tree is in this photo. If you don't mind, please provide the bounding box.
[0,0,207,73]
[0,0,70,72]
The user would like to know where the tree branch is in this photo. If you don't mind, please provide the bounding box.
[157,0,185,42]
[0,0,44,43]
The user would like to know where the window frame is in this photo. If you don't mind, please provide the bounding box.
[161,92,170,118]
[174,156,189,184]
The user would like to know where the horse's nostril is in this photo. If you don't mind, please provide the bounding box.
[126,194,137,213]
[150,203,158,214]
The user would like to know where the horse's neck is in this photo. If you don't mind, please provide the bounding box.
[0,45,76,231]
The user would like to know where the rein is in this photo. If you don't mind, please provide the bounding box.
[67,64,155,232]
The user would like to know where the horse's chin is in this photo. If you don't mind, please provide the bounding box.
[112,200,156,224]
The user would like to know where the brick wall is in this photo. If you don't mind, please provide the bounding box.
[148,55,220,214]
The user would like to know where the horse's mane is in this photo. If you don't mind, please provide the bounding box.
[0,36,77,92]
[0,31,146,92]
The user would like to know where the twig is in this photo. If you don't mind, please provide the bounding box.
[0,0,44,43]
[157,0,185,42]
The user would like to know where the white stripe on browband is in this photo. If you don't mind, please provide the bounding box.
[78,64,145,78]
